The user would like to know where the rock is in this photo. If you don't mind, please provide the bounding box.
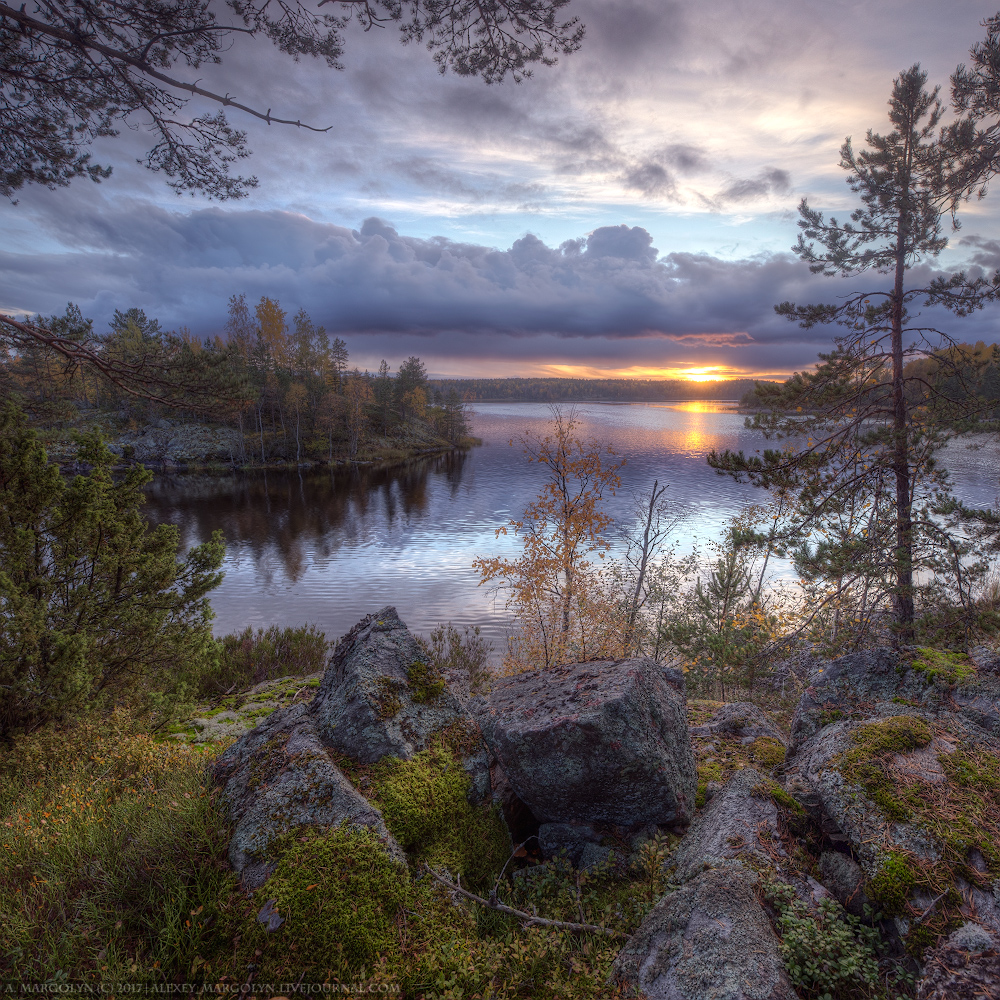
[313,606,468,762]
[476,657,696,831]
[789,648,930,748]
[690,702,785,744]
[212,704,404,890]
[818,851,869,917]
[916,923,1000,1000]
[538,821,601,866]
[610,864,798,1000]
[784,648,1000,949]
[489,760,537,845]
[579,842,613,871]
[311,606,491,802]
[670,768,782,883]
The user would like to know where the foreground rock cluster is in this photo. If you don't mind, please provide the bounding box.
[212,608,1000,999]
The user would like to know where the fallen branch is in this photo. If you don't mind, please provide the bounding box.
[424,867,624,938]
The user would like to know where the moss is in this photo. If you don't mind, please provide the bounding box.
[696,760,723,809]
[369,742,510,890]
[911,647,975,686]
[838,715,933,823]
[818,708,844,727]
[406,658,446,704]
[749,736,786,769]
[752,779,806,816]
[262,824,410,978]
[904,922,937,960]
[373,675,403,719]
[866,851,916,917]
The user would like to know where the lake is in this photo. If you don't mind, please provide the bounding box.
[142,401,1000,647]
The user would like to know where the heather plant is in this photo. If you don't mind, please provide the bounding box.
[208,623,331,694]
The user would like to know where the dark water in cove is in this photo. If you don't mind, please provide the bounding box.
[142,402,1000,647]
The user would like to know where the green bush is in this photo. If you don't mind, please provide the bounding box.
[766,882,894,1000]
[208,623,330,694]
[0,404,224,737]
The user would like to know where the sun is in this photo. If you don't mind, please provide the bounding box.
[675,367,728,382]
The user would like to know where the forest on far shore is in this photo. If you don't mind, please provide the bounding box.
[426,376,770,402]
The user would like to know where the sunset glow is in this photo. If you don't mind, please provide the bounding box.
[531,363,751,382]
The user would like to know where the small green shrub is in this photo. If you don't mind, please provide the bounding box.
[417,622,494,695]
[263,825,410,977]
[209,624,330,694]
[766,882,888,1000]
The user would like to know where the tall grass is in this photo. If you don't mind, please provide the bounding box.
[0,714,238,982]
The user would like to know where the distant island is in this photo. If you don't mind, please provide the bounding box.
[426,376,775,403]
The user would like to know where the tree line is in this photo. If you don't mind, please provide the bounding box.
[1,295,473,465]
[429,376,767,402]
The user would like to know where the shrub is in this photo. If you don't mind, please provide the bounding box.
[208,623,330,694]
[0,404,224,737]
[766,882,888,1000]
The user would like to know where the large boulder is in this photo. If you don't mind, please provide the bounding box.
[610,864,797,1000]
[670,767,783,883]
[311,606,490,801]
[783,646,1000,949]
[212,704,404,889]
[476,657,696,831]
[212,606,493,889]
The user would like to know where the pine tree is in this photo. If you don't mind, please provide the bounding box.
[710,64,1000,642]
[0,405,224,737]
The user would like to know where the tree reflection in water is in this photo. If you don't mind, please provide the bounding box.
[142,452,469,587]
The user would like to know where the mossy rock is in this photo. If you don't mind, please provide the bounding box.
[911,648,976,687]
[865,850,917,918]
[368,740,510,890]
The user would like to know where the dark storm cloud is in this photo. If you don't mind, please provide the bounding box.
[4,204,845,370]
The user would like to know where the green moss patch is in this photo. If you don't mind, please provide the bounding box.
[373,675,403,719]
[750,736,787,769]
[866,851,916,917]
[837,716,932,823]
[406,658,446,703]
[262,825,410,979]
[911,648,975,686]
[369,741,510,889]
[752,780,805,815]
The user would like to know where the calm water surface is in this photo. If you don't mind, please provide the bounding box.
[142,402,1000,646]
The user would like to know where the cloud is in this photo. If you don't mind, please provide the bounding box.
[7,201,997,377]
[716,167,793,204]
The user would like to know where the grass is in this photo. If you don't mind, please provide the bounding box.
[0,713,237,983]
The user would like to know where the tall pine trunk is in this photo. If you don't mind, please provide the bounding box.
[891,136,915,637]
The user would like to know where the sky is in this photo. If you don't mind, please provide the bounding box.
[5,0,1000,380]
